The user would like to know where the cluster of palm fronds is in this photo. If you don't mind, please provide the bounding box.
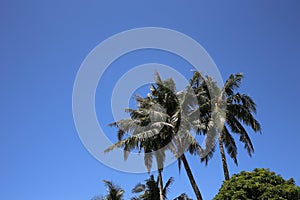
[103,70,261,200]
[93,176,191,200]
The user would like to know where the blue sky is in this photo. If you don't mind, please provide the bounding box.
[1,0,300,199]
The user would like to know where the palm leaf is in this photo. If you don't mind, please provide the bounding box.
[222,126,238,165]
[132,183,146,193]
[226,115,255,156]
[223,73,243,96]
[163,177,174,197]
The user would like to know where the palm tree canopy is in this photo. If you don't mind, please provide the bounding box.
[173,193,193,200]
[105,71,204,171]
[106,71,220,200]
[192,72,262,166]
[131,175,174,200]
[102,180,125,200]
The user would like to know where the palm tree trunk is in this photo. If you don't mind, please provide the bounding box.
[157,168,164,200]
[180,154,203,200]
[218,133,230,180]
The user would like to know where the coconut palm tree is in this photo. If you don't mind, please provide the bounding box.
[131,175,173,200]
[105,94,170,200]
[105,76,175,200]
[150,72,204,200]
[105,72,204,200]
[191,72,261,180]
[173,193,192,200]
[99,180,125,200]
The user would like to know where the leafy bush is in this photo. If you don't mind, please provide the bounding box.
[214,168,300,200]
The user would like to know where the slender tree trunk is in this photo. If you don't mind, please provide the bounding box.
[181,154,203,200]
[218,133,230,180]
[157,168,164,200]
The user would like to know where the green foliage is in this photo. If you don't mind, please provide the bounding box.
[130,175,194,200]
[105,72,181,172]
[131,175,173,200]
[194,72,262,165]
[97,180,124,200]
[173,193,193,200]
[106,71,205,199]
[214,168,300,200]
[190,72,262,181]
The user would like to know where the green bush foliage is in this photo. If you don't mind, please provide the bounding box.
[214,168,300,200]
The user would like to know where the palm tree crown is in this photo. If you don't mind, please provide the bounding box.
[98,180,125,200]
[191,72,262,180]
[131,175,173,200]
[105,72,204,200]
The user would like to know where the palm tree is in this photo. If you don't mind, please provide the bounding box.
[105,95,170,200]
[149,72,204,200]
[99,180,125,200]
[173,193,192,200]
[105,72,204,200]
[131,175,173,200]
[191,72,261,180]
[105,77,174,200]
[143,72,205,200]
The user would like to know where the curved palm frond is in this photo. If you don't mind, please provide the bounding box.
[223,73,243,96]
[162,177,174,198]
[227,103,261,133]
[222,126,238,165]
[226,115,255,156]
[131,183,146,193]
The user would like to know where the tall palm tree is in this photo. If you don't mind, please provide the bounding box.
[173,193,192,200]
[191,72,261,180]
[100,180,125,200]
[105,76,175,200]
[131,175,173,200]
[106,95,170,200]
[151,72,204,200]
[105,72,204,200]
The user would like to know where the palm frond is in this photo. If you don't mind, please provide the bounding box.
[155,149,166,170]
[227,104,261,133]
[177,159,182,174]
[227,115,255,156]
[132,183,146,193]
[190,71,205,88]
[154,70,163,85]
[228,93,257,113]
[222,126,238,165]
[223,73,244,96]
[200,145,215,166]
[173,193,192,200]
[109,119,140,135]
[163,177,174,197]
[144,148,153,173]
[130,197,140,200]
[174,129,204,157]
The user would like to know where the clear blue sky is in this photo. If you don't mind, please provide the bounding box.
[1,1,300,199]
